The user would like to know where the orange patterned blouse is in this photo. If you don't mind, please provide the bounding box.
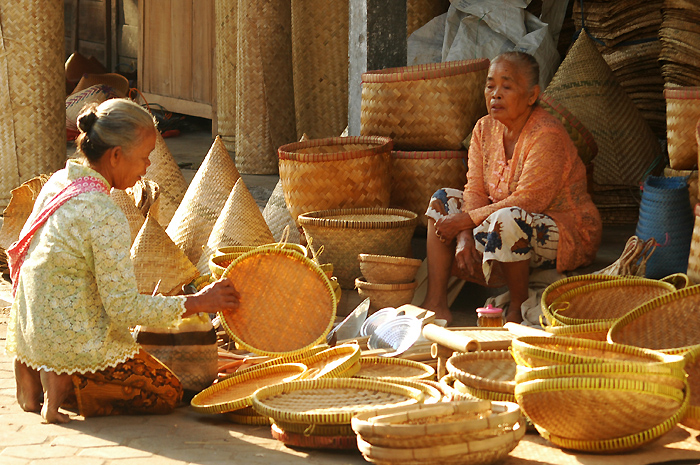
[463,106,602,272]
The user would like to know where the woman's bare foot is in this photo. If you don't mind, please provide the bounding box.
[420,301,453,326]
[14,359,42,412]
[39,370,73,424]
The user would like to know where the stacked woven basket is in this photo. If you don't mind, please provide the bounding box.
[355,254,422,313]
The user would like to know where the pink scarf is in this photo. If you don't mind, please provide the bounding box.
[6,176,109,297]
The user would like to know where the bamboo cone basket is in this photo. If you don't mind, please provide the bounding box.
[665,86,700,169]
[291,1,348,139]
[143,131,188,228]
[262,179,301,244]
[0,0,65,209]
[236,0,296,174]
[215,0,236,153]
[111,189,146,246]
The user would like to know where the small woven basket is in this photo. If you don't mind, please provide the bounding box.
[355,357,435,380]
[446,350,516,396]
[389,150,468,227]
[299,208,418,288]
[665,86,700,169]
[687,203,700,283]
[278,136,393,225]
[355,278,418,312]
[297,344,361,379]
[359,254,422,284]
[361,59,489,150]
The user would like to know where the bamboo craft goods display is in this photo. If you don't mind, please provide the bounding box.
[219,247,336,356]
[361,59,489,151]
[355,278,418,313]
[166,136,241,265]
[215,0,237,153]
[143,131,189,228]
[299,208,418,288]
[389,150,468,227]
[0,0,65,210]
[354,357,435,380]
[665,87,700,169]
[290,1,348,139]
[236,0,296,174]
[278,136,393,225]
[607,286,700,428]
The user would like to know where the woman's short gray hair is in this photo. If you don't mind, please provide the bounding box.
[492,51,540,90]
[76,98,156,163]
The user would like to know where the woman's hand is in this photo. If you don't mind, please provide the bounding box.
[435,212,476,242]
[183,278,241,318]
[428,196,448,216]
[454,230,481,277]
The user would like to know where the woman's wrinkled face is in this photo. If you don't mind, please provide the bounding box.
[112,128,156,190]
[484,59,538,128]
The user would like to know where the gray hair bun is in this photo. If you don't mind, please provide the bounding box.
[77,110,98,133]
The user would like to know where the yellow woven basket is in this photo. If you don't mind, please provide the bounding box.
[354,356,435,380]
[358,253,422,284]
[446,350,516,396]
[297,344,361,379]
[665,86,700,169]
[278,136,393,225]
[360,59,489,150]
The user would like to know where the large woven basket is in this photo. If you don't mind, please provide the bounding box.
[446,350,516,396]
[355,278,418,312]
[664,166,698,209]
[359,253,422,284]
[607,285,700,428]
[665,86,700,169]
[299,208,418,288]
[219,247,336,356]
[688,204,700,283]
[390,150,468,227]
[215,0,236,153]
[361,59,489,151]
[278,136,393,225]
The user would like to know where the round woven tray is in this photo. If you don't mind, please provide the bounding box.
[533,379,690,453]
[251,378,424,426]
[190,363,307,414]
[360,59,489,151]
[544,321,611,341]
[297,344,361,379]
[452,380,516,403]
[299,208,418,288]
[222,345,329,382]
[446,350,516,395]
[379,378,442,404]
[270,423,357,450]
[354,357,435,380]
[278,136,393,225]
[438,375,479,401]
[219,248,336,356]
[273,420,355,437]
[224,408,271,426]
[359,253,422,284]
[511,336,687,370]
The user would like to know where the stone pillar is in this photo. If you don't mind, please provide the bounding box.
[348,0,407,136]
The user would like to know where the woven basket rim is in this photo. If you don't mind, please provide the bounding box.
[607,285,700,352]
[453,380,517,403]
[540,274,627,325]
[298,344,361,379]
[358,253,422,267]
[446,350,516,395]
[272,419,355,437]
[514,361,687,385]
[355,356,435,380]
[362,58,489,83]
[270,423,357,448]
[544,320,611,336]
[190,363,308,414]
[278,136,393,162]
[664,86,700,99]
[379,377,443,403]
[391,150,468,160]
[355,277,418,291]
[222,345,329,381]
[225,411,272,425]
[298,207,418,229]
[218,247,336,356]
[251,377,424,425]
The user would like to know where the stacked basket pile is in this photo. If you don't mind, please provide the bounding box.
[355,254,422,313]
[511,336,690,453]
[360,59,489,228]
[443,350,517,404]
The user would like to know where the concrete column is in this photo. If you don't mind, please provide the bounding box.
[348,0,407,136]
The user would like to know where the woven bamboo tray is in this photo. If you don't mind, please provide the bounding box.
[299,208,418,288]
[297,344,361,379]
[355,357,434,380]
[279,136,393,225]
[273,419,355,437]
[223,345,329,381]
[547,278,675,327]
[190,363,307,414]
[356,419,525,464]
[543,321,611,341]
[360,59,489,151]
[219,248,335,356]
[224,406,271,426]
[532,379,690,453]
[389,150,468,228]
[446,350,516,395]
[452,380,516,404]
[511,336,687,371]
[359,253,422,284]
[438,375,477,401]
[665,87,700,169]
[379,378,442,404]
[271,423,356,449]
[356,278,418,312]
[251,378,424,426]
[607,285,700,428]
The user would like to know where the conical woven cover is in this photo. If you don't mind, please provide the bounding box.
[215,0,236,153]
[0,175,49,250]
[543,32,660,189]
[166,136,240,265]
[262,180,301,244]
[110,189,146,246]
[131,214,198,296]
[129,179,161,221]
[0,0,65,209]
[196,177,274,274]
[143,131,188,228]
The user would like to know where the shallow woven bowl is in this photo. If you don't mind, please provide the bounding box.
[359,253,422,284]
[355,277,418,312]
[209,251,251,279]
[516,377,689,449]
[544,320,613,341]
[446,350,516,395]
[354,356,435,380]
[271,423,356,449]
[297,344,361,379]
[379,377,443,404]
[299,208,418,288]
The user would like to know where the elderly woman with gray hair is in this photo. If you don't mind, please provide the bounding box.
[5,99,240,423]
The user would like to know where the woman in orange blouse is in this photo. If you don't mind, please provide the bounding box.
[421,52,602,325]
